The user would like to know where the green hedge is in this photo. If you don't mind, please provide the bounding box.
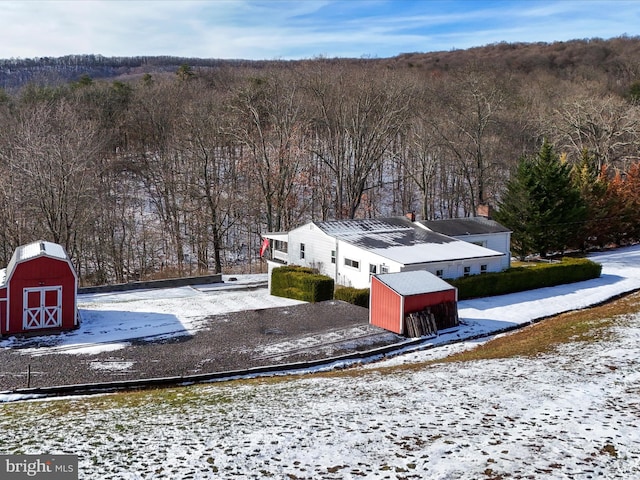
[334,286,370,308]
[332,257,602,306]
[271,265,334,302]
[448,257,602,300]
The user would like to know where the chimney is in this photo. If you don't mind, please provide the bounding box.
[405,211,416,222]
[476,204,493,219]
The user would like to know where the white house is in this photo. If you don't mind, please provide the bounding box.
[262,216,509,289]
[416,217,512,270]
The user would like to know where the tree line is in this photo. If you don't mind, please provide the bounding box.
[0,39,639,285]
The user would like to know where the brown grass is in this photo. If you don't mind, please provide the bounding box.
[370,290,640,374]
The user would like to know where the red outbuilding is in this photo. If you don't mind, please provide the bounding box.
[370,270,458,337]
[0,241,79,336]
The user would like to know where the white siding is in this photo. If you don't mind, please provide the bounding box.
[452,232,511,270]
[287,223,337,279]
[401,256,503,279]
[335,241,404,288]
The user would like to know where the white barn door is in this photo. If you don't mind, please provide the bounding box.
[23,286,62,330]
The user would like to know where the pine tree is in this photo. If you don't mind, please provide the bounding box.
[494,159,536,259]
[570,149,622,249]
[496,140,587,258]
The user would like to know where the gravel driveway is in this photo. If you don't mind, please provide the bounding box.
[0,300,402,391]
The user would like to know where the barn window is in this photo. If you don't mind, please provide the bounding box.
[344,258,360,269]
[331,250,336,264]
[300,243,305,259]
[481,264,487,273]
[380,264,389,274]
[369,264,377,275]
[463,266,471,277]
[436,269,444,278]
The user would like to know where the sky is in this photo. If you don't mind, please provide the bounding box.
[1,0,639,60]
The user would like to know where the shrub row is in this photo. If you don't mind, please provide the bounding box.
[448,257,602,300]
[271,265,334,302]
[334,287,370,308]
[331,257,602,306]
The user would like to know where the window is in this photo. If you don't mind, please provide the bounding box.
[369,264,377,275]
[481,264,487,274]
[300,243,305,260]
[274,240,288,253]
[436,269,444,278]
[463,266,471,277]
[331,250,336,264]
[380,264,389,274]
[344,258,360,269]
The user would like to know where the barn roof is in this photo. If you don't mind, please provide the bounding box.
[12,241,69,262]
[1,241,72,287]
[419,217,511,237]
[315,217,503,265]
[375,270,455,296]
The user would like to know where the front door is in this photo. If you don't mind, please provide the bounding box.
[23,286,62,330]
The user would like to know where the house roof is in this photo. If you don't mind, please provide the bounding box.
[375,270,455,296]
[315,217,503,265]
[419,217,511,237]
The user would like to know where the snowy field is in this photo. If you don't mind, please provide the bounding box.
[0,246,639,478]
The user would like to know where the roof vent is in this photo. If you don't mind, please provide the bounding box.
[40,241,46,253]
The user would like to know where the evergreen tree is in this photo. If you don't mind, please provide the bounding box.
[570,149,609,249]
[496,140,587,258]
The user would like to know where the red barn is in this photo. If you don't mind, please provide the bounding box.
[0,241,79,336]
[370,270,458,337]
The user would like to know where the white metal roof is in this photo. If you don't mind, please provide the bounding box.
[375,270,455,296]
[13,241,68,262]
[315,217,503,265]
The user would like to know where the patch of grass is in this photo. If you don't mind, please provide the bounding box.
[600,443,618,458]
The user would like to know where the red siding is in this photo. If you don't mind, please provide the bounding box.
[370,273,458,336]
[403,289,457,314]
[3,256,77,335]
[369,276,403,334]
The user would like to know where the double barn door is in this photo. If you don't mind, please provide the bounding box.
[23,286,62,330]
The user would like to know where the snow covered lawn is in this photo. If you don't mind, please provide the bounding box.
[0,246,639,478]
[0,305,638,479]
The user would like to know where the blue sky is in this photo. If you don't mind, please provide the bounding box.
[2,0,639,60]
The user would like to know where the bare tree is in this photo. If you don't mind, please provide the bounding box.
[429,68,510,215]
[550,92,639,169]
[179,86,241,273]
[227,69,308,232]
[128,78,189,274]
[7,99,102,261]
[307,66,412,219]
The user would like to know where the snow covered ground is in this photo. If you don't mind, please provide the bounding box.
[0,247,639,478]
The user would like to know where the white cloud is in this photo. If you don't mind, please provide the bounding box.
[0,0,638,60]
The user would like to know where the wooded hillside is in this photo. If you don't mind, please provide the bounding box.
[0,36,639,284]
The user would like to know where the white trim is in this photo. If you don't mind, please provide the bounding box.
[0,296,8,334]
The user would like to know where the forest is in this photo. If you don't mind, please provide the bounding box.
[0,36,639,285]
